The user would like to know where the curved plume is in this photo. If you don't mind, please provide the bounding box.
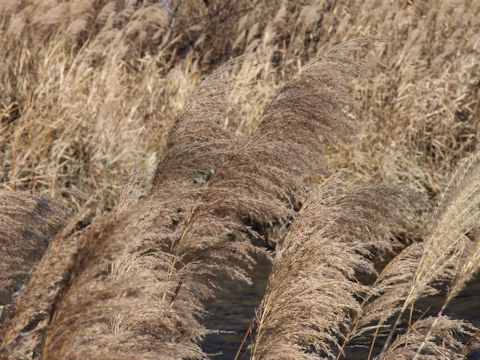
[160,40,375,299]
[250,182,418,359]
[1,61,239,359]
[382,316,473,360]
[43,40,372,359]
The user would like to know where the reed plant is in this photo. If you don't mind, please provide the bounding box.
[1,60,239,359]
[249,153,480,359]
[0,191,67,312]
[250,181,420,359]
[1,0,479,359]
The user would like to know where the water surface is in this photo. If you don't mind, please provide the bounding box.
[202,256,480,359]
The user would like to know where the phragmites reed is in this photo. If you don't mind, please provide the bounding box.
[406,155,480,307]
[0,61,239,359]
[0,191,68,311]
[139,44,378,358]
[159,39,372,292]
[333,153,480,358]
[250,181,419,360]
[382,316,474,360]
[376,154,480,357]
[32,40,372,359]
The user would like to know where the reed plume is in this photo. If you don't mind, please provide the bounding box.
[405,155,480,306]
[161,39,370,287]
[1,61,241,360]
[334,154,480,358]
[40,40,370,359]
[0,191,67,310]
[250,181,418,359]
[152,59,242,187]
[382,316,474,360]
[375,154,480,357]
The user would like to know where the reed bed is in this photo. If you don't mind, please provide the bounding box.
[250,153,480,359]
[0,0,479,359]
[1,40,369,358]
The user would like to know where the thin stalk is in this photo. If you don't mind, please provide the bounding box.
[161,204,198,302]
[234,316,255,360]
[367,318,383,360]
[412,302,448,359]
[377,303,407,359]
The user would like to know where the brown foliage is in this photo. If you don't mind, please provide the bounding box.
[250,181,419,359]
[1,0,480,359]
[1,62,240,360]
[0,191,68,309]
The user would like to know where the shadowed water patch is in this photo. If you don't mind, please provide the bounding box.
[202,257,271,359]
[202,256,480,359]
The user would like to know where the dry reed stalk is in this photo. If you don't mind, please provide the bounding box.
[338,234,479,358]
[151,59,243,188]
[0,191,68,310]
[250,181,418,359]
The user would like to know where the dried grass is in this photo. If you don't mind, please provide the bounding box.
[382,316,474,360]
[0,191,68,309]
[250,181,419,359]
[0,0,479,359]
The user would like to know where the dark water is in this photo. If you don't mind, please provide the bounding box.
[202,258,271,359]
[202,256,480,360]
